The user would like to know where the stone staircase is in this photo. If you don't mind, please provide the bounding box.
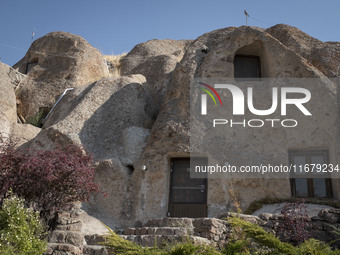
[46,212,231,254]
[46,210,111,255]
[83,235,111,255]
[120,217,231,248]
[79,217,231,253]
[46,209,340,254]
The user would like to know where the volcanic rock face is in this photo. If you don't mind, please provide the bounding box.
[133,25,339,224]
[120,39,190,109]
[0,62,41,145]
[0,62,21,138]
[13,32,108,119]
[267,24,340,78]
[30,74,156,228]
[3,25,339,230]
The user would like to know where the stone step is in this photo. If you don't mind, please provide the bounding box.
[84,234,108,245]
[55,221,82,232]
[145,217,194,228]
[123,226,194,236]
[145,217,230,228]
[120,234,211,247]
[47,243,81,255]
[83,244,111,255]
[47,230,84,247]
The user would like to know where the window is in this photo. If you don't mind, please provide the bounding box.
[289,150,333,198]
[26,59,38,74]
[234,55,261,78]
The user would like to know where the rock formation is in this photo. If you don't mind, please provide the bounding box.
[0,24,338,233]
[0,61,40,144]
[13,32,109,120]
[134,25,339,225]
[120,39,191,109]
[267,24,340,78]
[0,62,21,139]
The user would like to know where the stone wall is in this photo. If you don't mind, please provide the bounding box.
[226,208,340,248]
[123,209,340,249]
[47,208,340,254]
[46,209,111,255]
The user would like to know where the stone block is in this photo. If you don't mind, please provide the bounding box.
[48,231,67,243]
[155,227,174,235]
[318,209,327,217]
[124,228,135,235]
[65,232,84,247]
[55,222,82,232]
[84,234,107,245]
[325,213,338,223]
[200,231,214,239]
[135,228,141,235]
[312,221,324,231]
[148,227,157,235]
[259,213,273,221]
[83,244,110,255]
[48,243,81,255]
[141,235,158,247]
[140,227,148,235]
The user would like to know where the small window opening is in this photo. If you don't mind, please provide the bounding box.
[127,165,135,175]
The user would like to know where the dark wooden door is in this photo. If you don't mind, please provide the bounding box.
[168,158,207,218]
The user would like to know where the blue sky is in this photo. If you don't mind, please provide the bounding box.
[0,0,339,66]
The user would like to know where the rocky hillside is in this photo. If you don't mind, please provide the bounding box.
[0,24,339,232]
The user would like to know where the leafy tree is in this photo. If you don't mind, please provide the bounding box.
[0,135,102,225]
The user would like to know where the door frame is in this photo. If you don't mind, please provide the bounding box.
[167,157,208,217]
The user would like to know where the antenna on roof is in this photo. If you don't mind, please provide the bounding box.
[244,10,250,26]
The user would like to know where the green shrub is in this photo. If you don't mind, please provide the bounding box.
[102,227,144,254]
[0,192,47,255]
[226,217,340,255]
[228,217,296,254]
[101,218,339,255]
[328,224,340,237]
[0,245,22,255]
[297,238,336,254]
[169,241,221,255]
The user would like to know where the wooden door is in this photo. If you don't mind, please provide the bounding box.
[168,158,207,218]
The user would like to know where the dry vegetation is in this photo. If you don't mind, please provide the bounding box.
[103,53,127,77]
